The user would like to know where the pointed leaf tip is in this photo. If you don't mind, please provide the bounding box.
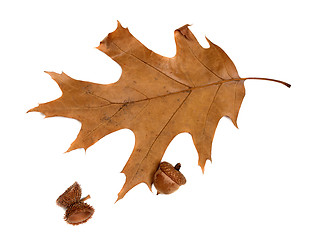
[117,20,124,29]
[231,118,239,129]
[26,107,35,113]
[27,106,43,114]
[115,192,124,203]
[44,71,58,78]
[199,158,212,174]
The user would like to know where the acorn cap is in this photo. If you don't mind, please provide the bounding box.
[56,182,82,208]
[64,202,94,225]
[159,162,186,186]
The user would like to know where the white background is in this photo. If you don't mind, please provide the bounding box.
[1,0,310,239]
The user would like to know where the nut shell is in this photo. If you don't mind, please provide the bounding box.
[159,162,186,185]
[65,202,94,225]
[153,162,186,195]
[56,182,82,208]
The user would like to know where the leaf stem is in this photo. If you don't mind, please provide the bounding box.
[240,77,291,88]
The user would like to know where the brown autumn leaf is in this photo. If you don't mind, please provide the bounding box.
[28,22,290,201]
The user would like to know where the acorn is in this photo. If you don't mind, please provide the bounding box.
[64,200,94,225]
[56,182,82,208]
[153,162,186,195]
[56,182,94,225]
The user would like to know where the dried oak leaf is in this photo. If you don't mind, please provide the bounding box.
[28,22,290,201]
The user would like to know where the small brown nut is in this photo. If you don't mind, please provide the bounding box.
[65,202,94,225]
[56,182,94,225]
[153,162,186,195]
[56,182,81,208]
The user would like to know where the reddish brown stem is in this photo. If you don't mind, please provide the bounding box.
[80,195,91,202]
[174,163,181,171]
[241,77,291,88]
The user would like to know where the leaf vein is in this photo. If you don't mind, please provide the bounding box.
[111,42,191,89]
[127,91,192,185]
[185,43,224,81]
[203,84,222,135]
